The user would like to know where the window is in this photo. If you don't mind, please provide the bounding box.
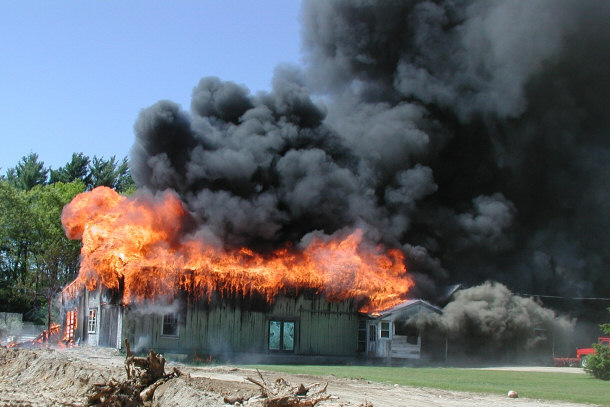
[64,310,77,342]
[368,324,376,342]
[88,309,97,334]
[395,322,419,345]
[268,320,295,352]
[358,320,367,353]
[162,313,179,337]
[380,321,390,338]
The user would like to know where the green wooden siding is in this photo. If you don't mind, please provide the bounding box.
[123,295,360,357]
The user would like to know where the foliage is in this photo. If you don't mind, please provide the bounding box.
[5,153,135,193]
[0,182,37,298]
[0,180,85,324]
[30,181,86,325]
[248,365,610,405]
[1,151,136,324]
[89,155,135,192]
[584,343,610,380]
[0,151,138,323]
[584,307,610,380]
[49,152,91,185]
[6,153,48,190]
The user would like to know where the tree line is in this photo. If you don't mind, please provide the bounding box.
[3,152,135,192]
[0,153,135,329]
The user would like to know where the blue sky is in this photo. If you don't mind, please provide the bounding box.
[0,1,302,173]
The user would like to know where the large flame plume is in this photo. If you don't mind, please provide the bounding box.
[62,187,413,312]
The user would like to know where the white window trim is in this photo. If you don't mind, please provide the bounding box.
[380,320,391,339]
[87,308,97,334]
[161,313,180,338]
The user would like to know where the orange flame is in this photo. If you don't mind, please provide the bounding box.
[5,323,63,349]
[37,323,61,345]
[62,311,77,343]
[62,187,413,312]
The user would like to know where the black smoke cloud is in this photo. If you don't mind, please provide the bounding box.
[130,0,610,316]
[413,282,574,359]
[132,71,365,249]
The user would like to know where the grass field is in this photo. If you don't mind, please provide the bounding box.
[247,365,610,405]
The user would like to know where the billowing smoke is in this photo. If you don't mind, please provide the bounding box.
[129,0,610,350]
[131,73,363,251]
[412,282,574,360]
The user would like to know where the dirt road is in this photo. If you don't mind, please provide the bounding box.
[0,346,596,406]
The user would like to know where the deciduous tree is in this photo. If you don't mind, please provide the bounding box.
[0,179,84,326]
[1,152,135,325]
[0,182,37,310]
[29,181,85,329]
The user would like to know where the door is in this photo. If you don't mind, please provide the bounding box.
[99,305,119,348]
[367,323,377,354]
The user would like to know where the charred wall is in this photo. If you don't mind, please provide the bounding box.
[122,295,360,359]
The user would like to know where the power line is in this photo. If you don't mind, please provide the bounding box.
[521,294,610,301]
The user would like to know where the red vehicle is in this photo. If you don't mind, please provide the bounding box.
[577,337,610,367]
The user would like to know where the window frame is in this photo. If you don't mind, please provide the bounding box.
[87,308,97,334]
[161,313,180,337]
[358,319,367,353]
[380,321,391,338]
[268,319,297,353]
[369,324,377,342]
[64,310,77,342]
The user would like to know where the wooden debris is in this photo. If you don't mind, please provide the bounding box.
[139,380,165,402]
[223,395,249,404]
[85,339,182,406]
[242,369,332,406]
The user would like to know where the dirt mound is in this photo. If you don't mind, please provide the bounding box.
[153,376,225,406]
[0,347,120,406]
[0,348,335,406]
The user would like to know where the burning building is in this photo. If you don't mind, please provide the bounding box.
[60,186,446,361]
[62,0,609,361]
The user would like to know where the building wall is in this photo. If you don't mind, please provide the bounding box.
[123,295,360,357]
[61,286,88,345]
[85,288,100,346]
[65,285,123,349]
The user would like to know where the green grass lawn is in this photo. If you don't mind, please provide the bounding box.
[245,365,610,405]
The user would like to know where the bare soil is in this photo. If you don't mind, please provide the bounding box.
[0,346,594,406]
